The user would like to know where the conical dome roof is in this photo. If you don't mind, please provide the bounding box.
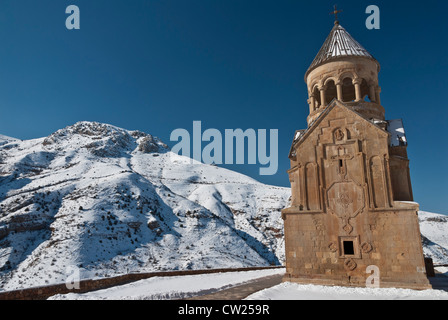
[305,23,378,78]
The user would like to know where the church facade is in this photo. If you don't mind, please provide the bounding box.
[282,20,431,289]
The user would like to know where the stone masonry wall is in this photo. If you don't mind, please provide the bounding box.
[283,209,429,289]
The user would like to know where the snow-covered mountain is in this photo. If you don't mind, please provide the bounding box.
[0,122,289,291]
[0,121,446,292]
[419,211,448,265]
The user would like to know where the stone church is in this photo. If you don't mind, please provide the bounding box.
[282,19,431,289]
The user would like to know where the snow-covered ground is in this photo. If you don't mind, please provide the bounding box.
[49,268,285,300]
[436,267,448,275]
[245,281,448,300]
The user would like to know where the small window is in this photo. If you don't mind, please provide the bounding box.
[343,241,355,255]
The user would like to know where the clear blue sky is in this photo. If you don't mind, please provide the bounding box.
[0,0,447,214]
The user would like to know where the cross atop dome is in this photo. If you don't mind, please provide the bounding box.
[330,5,343,25]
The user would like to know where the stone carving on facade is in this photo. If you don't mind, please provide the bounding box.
[337,192,353,208]
[327,181,365,219]
[344,258,357,271]
[342,220,354,235]
[312,217,324,231]
[361,242,373,253]
[328,242,338,253]
[334,128,345,141]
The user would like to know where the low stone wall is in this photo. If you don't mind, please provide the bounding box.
[0,266,284,300]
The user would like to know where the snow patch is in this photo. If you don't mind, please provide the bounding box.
[245,282,448,300]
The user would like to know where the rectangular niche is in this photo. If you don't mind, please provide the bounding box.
[339,236,361,259]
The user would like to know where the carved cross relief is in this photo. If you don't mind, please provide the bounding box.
[330,146,353,179]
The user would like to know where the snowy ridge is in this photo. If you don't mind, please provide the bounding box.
[0,134,19,147]
[0,121,445,292]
